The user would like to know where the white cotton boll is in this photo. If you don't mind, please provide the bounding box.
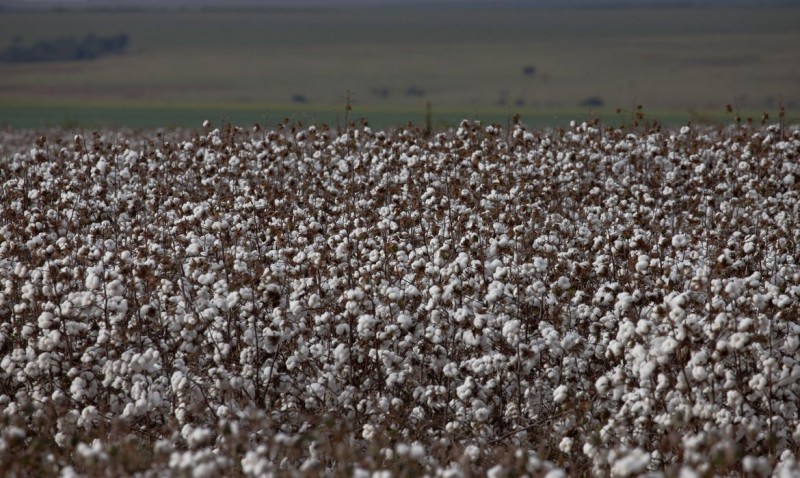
[21,324,35,339]
[197,272,215,286]
[724,279,744,298]
[557,276,571,290]
[691,365,708,382]
[635,255,649,272]
[70,377,87,401]
[24,361,40,378]
[729,332,749,350]
[774,295,793,308]
[293,251,306,264]
[783,335,799,354]
[596,376,610,394]
[678,466,699,478]
[0,356,14,374]
[737,318,754,331]
[611,448,650,477]
[658,336,678,357]
[456,378,473,400]
[615,293,634,313]
[493,266,508,280]
[95,158,108,174]
[386,287,403,301]
[335,323,349,336]
[362,423,376,441]
[463,445,481,462]
[396,313,413,330]
[134,398,149,415]
[474,407,490,422]
[333,343,349,364]
[545,470,567,478]
[85,273,101,291]
[742,456,770,475]
[395,443,410,457]
[485,259,503,278]
[80,406,98,431]
[38,311,54,329]
[356,315,376,338]
[409,442,426,460]
[639,361,656,381]
[171,371,187,393]
[289,300,304,316]
[553,385,569,404]
[486,281,504,304]
[607,340,623,358]
[443,362,459,378]
[671,234,689,248]
[187,427,213,449]
[502,319,521,345]
[149,391,163,408]
[561,331,581,350]
[463,330,480,346]
[48,329,61,347]
[559,437,574,453]
[55,432,69,448]
[487,465,506,478]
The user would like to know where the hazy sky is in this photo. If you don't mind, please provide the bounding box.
[2,0,797,8]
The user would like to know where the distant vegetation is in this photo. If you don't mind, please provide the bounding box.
[0,33,128,63]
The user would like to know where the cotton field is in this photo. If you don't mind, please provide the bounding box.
[1,119,799,477]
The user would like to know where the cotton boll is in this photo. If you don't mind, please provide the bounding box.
[729,332,749,350]
[463,445,480,462]
[671,234,689,248]
[556,276,571,290]
[596,376,610,394]
[121,402,135,418]
[487,465,506,478]
[362,423,376,441]
[0,356,14,374]
[559,437,574,454]
[187,427,213,449]
[456,378,473,401]
[38,311,54,330]
[611,448,650,477]
[635,254,649,272]
[502,319,521,345]
[24,361,40,378]
[21,324,35,339]
[691,365,708,382]
[553,385,569,404]
[85,273,101,291]
[783,335,799,354]
[396,314,413,330]
[773,295,793,308]
[474,407,490,422]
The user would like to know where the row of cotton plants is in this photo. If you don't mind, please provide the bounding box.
[0,119,799,477]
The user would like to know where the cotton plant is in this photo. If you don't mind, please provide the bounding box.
[0,120,798,476]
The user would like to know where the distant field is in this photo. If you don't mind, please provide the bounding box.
[0,5,798,128]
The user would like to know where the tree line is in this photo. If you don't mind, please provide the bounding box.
[0,33,129,63]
